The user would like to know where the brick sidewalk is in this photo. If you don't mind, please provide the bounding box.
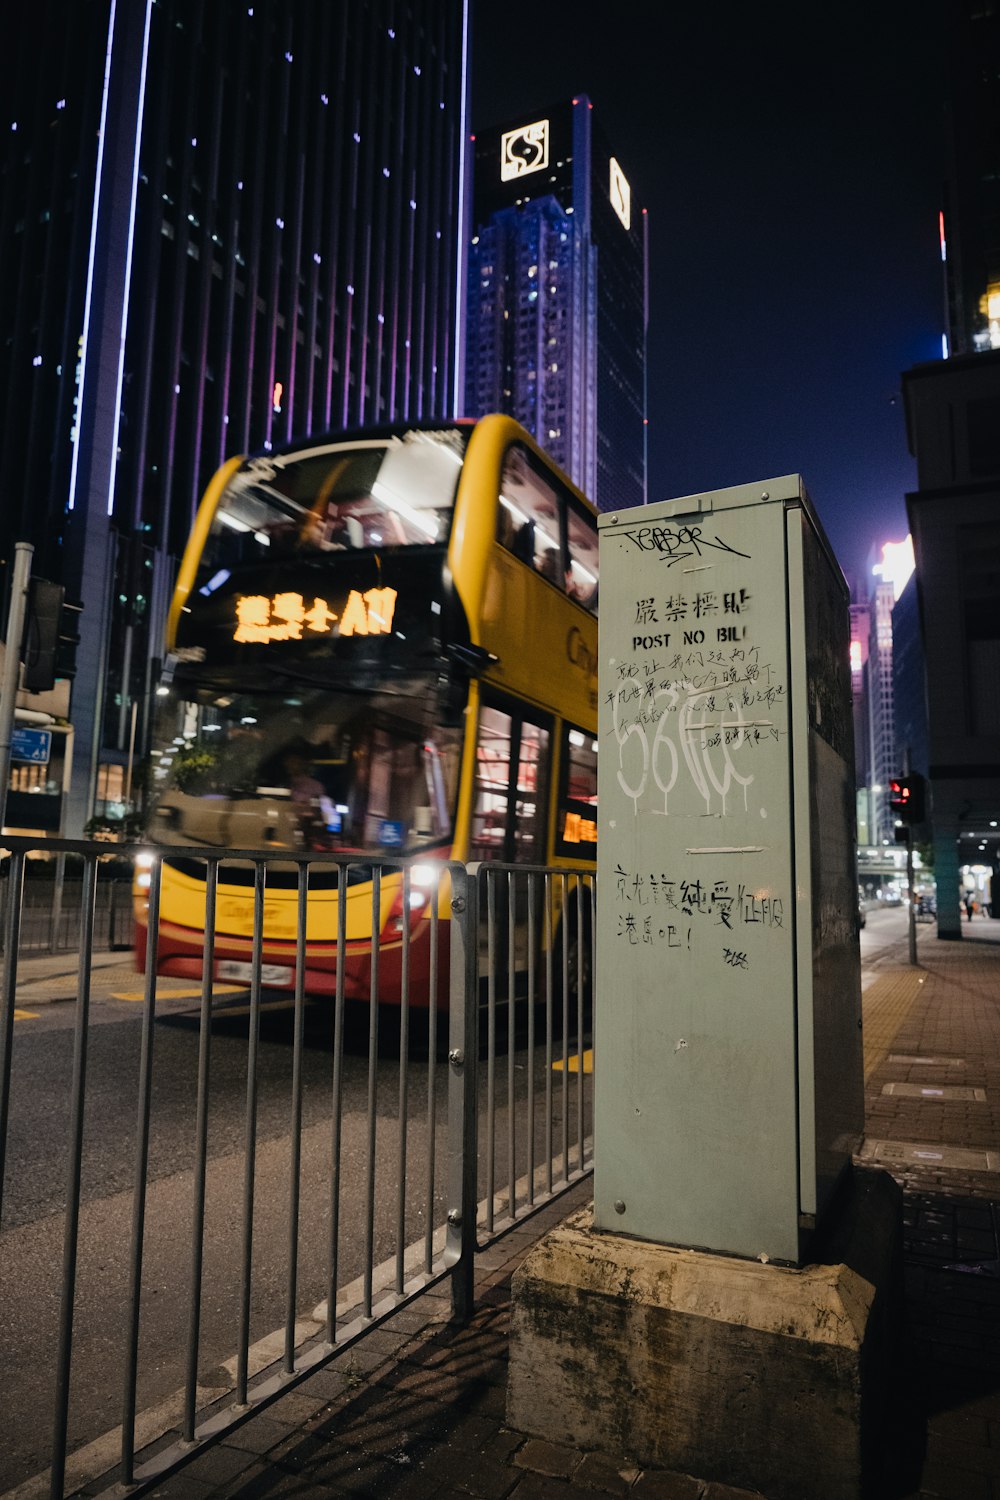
[83,932,1000,1500]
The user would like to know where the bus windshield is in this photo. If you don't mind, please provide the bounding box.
[146,676,464,856]
[196,426,467,589]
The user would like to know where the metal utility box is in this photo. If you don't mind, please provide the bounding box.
[594,477,863,1265]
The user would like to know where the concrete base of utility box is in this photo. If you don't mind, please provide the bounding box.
[507,1166,903,1500]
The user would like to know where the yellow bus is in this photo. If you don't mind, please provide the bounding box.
[135,414,598,1006]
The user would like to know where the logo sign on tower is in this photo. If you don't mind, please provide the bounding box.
[609,157,631,230]
[500,119,550,181]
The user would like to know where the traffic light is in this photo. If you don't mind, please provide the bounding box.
[22,578,64,692]
[55,597,82,680]
[888,774,926,824]
[21,581,82,692]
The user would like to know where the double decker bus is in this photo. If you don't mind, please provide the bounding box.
[135,414,598,1005]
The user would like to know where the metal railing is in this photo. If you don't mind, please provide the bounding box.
[0,849,134,954]
[0,838,594,1500]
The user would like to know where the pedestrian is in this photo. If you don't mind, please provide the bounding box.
[964,891,975,922]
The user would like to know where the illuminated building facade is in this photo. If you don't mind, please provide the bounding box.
[0,0,470,835]
[465,97,647,511]
[867,576,898,847]
[848,585,872,842]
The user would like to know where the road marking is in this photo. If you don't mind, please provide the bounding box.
[860,1139,1000,1172]
[13,1009,39,1021]
[862,968,928,1081]
[553,1049,593,1074]
[881,1082,987,1102]
[111,985,245,1002]
[211,997,299,1018]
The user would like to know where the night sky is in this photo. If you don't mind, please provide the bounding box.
[470,0,948,586]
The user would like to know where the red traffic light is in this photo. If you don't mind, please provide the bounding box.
[888,775,926,823]
[888,778,910,812]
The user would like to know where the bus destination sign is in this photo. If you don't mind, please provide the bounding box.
[234,588,398,644]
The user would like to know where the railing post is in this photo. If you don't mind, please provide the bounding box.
[49,850,66,953]
[446,862,479,1323]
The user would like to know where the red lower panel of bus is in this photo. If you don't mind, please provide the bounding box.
[134,915,451,1009]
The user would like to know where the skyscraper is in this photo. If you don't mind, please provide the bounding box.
[902,0,1000,936]
[1,0,470,836]
[465,96,647,511]
[940,0,1000,355]
[866,576,898,847]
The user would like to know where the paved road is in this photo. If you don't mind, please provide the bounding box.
[1,965,587,1495]
[859,899,915,977]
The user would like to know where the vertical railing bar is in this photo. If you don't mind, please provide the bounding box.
[363,866,381,1319]
[236,861,266,1405]
[50,850,66,953]
[183,857,218,1441]
[424,881,439,1274]
[446,862,478,1323]
[544,872,553,1196]
[576,879,585,1172]
[0,849,26,1222]
[485,871,496,1234]
[395,865,411,1296]
[284,861,309,1374]
[507,870,515,1222]
[327,863,348,1344]
[121,858,164,1482]
[588,875,597,1165]
[526,873,536,1207]
[50,854,98,1500]
[561,874,569,1185]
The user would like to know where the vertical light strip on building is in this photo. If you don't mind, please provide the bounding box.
[106,0,153,514]
[66,0,153,516]
[67,0,118,512]
[451,0,471,418]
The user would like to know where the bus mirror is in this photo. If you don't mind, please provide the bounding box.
[446,643,499,677]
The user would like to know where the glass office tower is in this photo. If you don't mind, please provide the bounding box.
[465,97,647,512]
[0,0,470,834]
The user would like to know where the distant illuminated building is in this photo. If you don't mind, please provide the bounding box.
[856,538,915,846]
[0,0,471,836]
[868,574,898,846]
[465,97,648,510]
[848,583,872,841]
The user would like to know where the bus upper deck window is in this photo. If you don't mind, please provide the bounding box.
[566,503,599,612]
[499,445,567,591]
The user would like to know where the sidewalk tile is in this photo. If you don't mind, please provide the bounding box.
[513,1437,580,1480]
[630,1472,704,1498]
[571,1450,642,1494]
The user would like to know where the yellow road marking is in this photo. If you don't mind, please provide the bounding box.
[208,998,298,1018]
[111,984,246,1002]
[862,968,927,1082]
[14,1008,39,1020]
[552,1049,593,1074]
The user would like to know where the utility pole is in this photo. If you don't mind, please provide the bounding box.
[905,826,917,966]
[0,543,34,833]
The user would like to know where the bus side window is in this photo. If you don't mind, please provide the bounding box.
[498,445,565,590]
[512,719,549,862]
[556,727,597,859]
[470,703,550,864]
[566,502,599,612]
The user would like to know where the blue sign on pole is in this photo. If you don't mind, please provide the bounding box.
[11,728,52,764]
[379,819,405,849]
